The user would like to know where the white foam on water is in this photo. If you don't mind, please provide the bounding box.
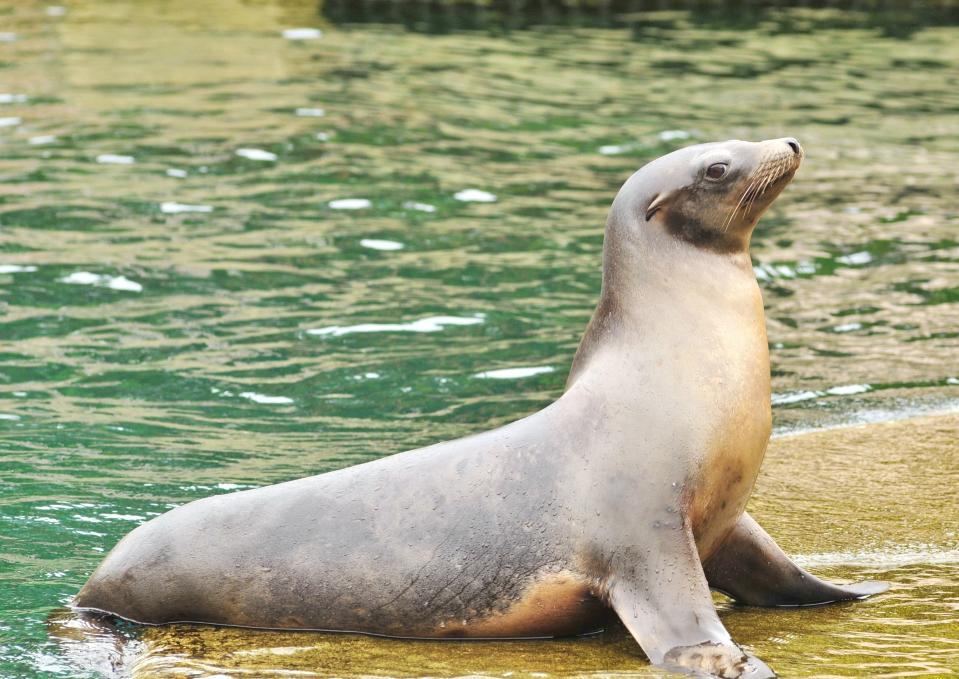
[166,168,188,178]
[772,383,873,406]
[315,132,331,141]
[308,314,484,337]
[235,148,277,161]
[100,513,144,522]
[60,271,143,292]
[826,383,871,396]
[104,276,142,292]
[659,129,692,141]
[599,144,633,156]
[282,28,322,40]
[0,264,38,273]
[454,188,497,203]
[360,239,403,251]
[773,398,959,438]
[838,251,873,265]
[774,265,796,278]
[403,201,436,213]
[46,6,67,16]
[62,272,107,287]
[37,502,95,510]
[95,154,135,165]
[216,483,245,490]
[239,392,294,405]
[30,651,75,676]
[0,33,17,43]
[0,413,21,421]
[771,390,822,405]
[0,116,22,128]
[329,198,371,210]
[295,107,325,117]
[832,322,862,333]
[28,135,56,145]
[160,201,213,214]
[753,261,814,280]
[474,366,555,380]
[0,93,28,104]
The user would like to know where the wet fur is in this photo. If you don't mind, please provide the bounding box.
[74,139,885,679]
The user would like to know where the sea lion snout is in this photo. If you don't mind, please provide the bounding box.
[755,137,804,179]
[783,137,802,156]
[739,138,803,212]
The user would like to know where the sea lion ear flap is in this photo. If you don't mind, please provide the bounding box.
[645,192,669,222]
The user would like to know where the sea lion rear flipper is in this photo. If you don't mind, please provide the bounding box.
[703,512,889,607]
[608,526,776,678]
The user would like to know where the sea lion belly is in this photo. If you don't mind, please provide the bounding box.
[430,570,612,639]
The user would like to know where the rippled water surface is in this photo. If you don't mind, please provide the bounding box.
[1,1,957,677]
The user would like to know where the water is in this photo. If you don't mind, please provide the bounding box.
[1,1,957,677]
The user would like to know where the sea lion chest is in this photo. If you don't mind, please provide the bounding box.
[574,265,770,565]
[679,289,771,560]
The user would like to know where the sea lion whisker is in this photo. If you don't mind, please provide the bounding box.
[757,174,774,202]
[745,175,766,215]
[759,173,774,197]
[753,165,780,205]
[721,192,742,231]
[724,181,756,232]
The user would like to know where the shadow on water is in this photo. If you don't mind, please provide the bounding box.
[322,0,959,37]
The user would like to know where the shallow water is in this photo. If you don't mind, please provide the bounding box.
[45,413,959,678]
[1,1,957,677]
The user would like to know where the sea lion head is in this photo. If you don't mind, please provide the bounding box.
[610,138,803,254]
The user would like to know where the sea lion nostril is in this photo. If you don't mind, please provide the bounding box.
[785,139,801,155]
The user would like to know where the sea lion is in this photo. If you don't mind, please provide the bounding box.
[73,138,887,678]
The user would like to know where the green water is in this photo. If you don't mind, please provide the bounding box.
[1,1,957,677]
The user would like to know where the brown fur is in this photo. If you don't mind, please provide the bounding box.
[431,571,611,639]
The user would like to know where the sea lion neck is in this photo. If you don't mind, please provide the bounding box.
[566,221,760,390]
[602,211,755,294]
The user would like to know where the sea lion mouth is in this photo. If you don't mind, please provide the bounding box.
[746,140,803,200]
[722,140,803,230]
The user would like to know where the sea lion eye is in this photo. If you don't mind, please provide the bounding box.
[706,163,728,180]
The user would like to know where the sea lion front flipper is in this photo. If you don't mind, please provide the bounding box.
[703,512,889,607]
[607,526,776,678]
